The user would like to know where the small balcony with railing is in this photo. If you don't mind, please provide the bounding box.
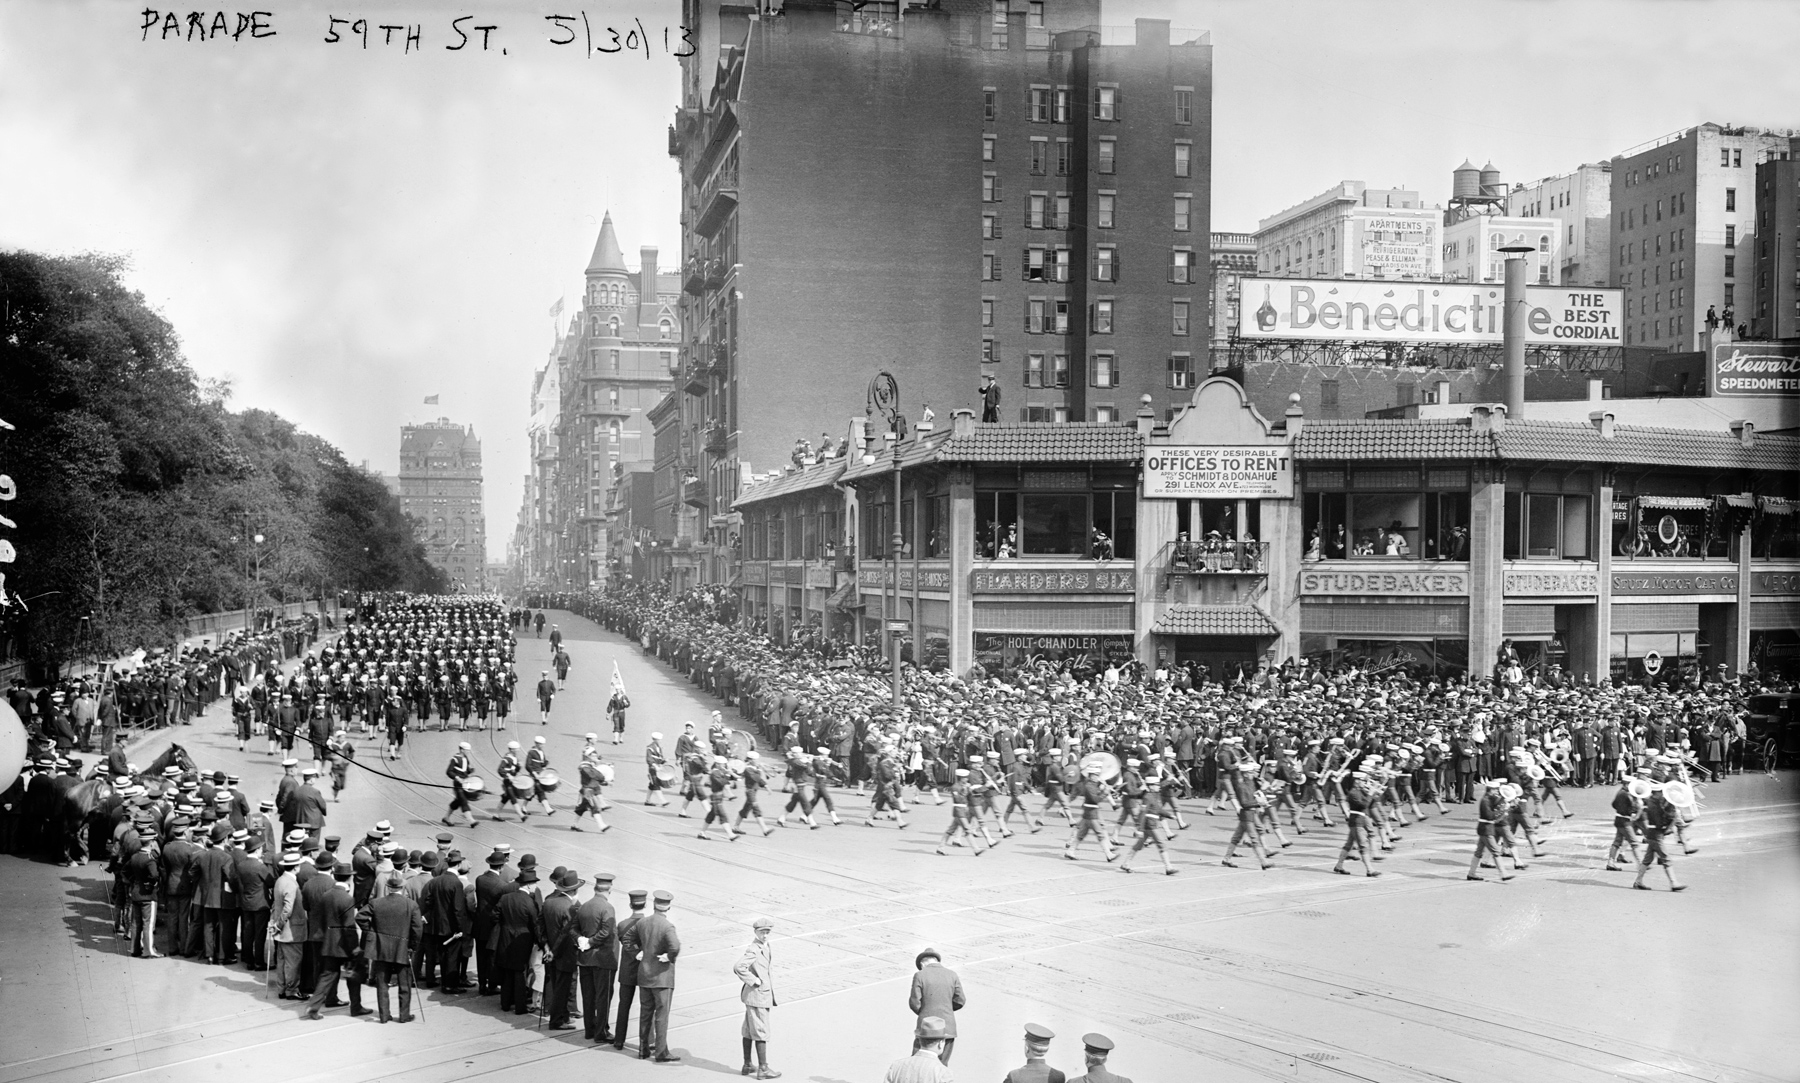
[1156,538,1269,606]
[703,423,729,456]
[681,474,709,510]
[682,258,707,297]
[696,165,739,237]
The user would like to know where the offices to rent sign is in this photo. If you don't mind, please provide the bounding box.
[1710,343,1800,396]
[1143,446,1294,499]
[1237,278,1622,345]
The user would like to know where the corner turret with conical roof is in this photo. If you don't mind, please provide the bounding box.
[586,212,628,276]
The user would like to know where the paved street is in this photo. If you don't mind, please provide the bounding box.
[4,609,1797,1083]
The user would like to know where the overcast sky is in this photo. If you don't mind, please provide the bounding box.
[3,0,1796,561]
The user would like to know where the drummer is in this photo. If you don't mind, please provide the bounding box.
[496,740,526,822]
[571,736,612,833]
[522,735,557,819]
[644,732,671,808]
[698,755,740,841]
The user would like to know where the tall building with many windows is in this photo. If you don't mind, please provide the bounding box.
[669,2,1213,553]
[1609,122,1798,350]
[397,419,486,591]
[548,214,681,587]
[1751,137,1800,340]
[1505,163,1613,287]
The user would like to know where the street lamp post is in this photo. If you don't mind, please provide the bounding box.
[867,372,906,710]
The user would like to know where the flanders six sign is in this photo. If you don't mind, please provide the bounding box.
[1144,447,1294,500]
[1238,278,1622,345]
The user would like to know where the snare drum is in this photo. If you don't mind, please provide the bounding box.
[655,763,677,783]
[534,769,561,793]
[504,774,533,799]
[598,763,616,784]
[461,776,487,799]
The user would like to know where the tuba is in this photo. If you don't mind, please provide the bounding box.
[1627,778,1653,800]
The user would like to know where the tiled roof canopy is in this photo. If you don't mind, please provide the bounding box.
[733,459,845,508]
[940,423,1146,463]
[1294,417,1800,472]
[1151,605,1280,637]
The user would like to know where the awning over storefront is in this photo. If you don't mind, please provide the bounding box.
[825,580,861,611]
[727,576,744,590]
[1760,496,1794,515]
[1636,495,1711,511]
[1719,494,1756,510]
[1151,605,1279,637]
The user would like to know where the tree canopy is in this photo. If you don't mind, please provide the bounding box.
[0,249,446,669]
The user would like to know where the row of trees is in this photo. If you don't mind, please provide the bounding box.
[0,250,446,671]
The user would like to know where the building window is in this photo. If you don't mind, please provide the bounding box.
[610,349,621,371]
[1168,353,1194,389]
[1051,352,1069,387]
[1097,138,1115,174]
[1029,139,1048,175]
[1320,379,1339,407]
[1725,225,1735,248]
[1172,300,1189,335]
[1170,248,1193,284]
[1026,297,1045,332]
[1173,195,1191,232]
[1053,87,1070,123]
[1093,298,1114,333]
[1504,491,1592,560]
[982,252,1001,280]
[1724,255,1735,278]
[983,88,997,121]
[1055,139,1071,176]
[982,173,1001,202]
[1026,0,1044,27]
[1097,192,1115,229]
[1029,87,1050,123]
[1053,298,1070,333]
[1052,247,1071,282]
[659,319,672,339]
[1092,351,1117,387]
[1021,406,1052,423]
[1734,148,1742,167]
[981,134,995,162]
[1174,87,1193,124]
[983,213,1001,240]
[1306,484,1471,561]
[1095,245,1116,282]
[1174,142,1191,178]
[1024,247,1046,282]
[1725,284,1735,306]
[1027,194,1045,229]
[1024,352,1045,387]
[1092,406,1117,423]
[1094,85,1117,120]
[981,299,994,327]
[981,337,995,364]
[1054,193,1070,229]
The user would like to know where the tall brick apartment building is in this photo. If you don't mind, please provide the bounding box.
[669,1,1213,548]
[397,419,486,591]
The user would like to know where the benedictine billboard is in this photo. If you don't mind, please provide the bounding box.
[1237,278,1622,346]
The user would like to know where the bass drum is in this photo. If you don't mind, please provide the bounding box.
[460,776,487,799]
[655,763,677,783]
[1078,751,1122,782]
[534,769,561,793]
[597,763,616,784]
[727,729,756,759]
[504,774,534,799]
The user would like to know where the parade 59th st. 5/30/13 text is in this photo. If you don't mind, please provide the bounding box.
[137,9,697,59]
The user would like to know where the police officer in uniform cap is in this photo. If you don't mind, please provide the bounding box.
[1004,1023,1065,1083]
[1073,1033,1130,1083]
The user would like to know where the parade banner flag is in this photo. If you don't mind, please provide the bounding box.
[549,297,564,320]
[610,659,626,696]
[423,394,439,404]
